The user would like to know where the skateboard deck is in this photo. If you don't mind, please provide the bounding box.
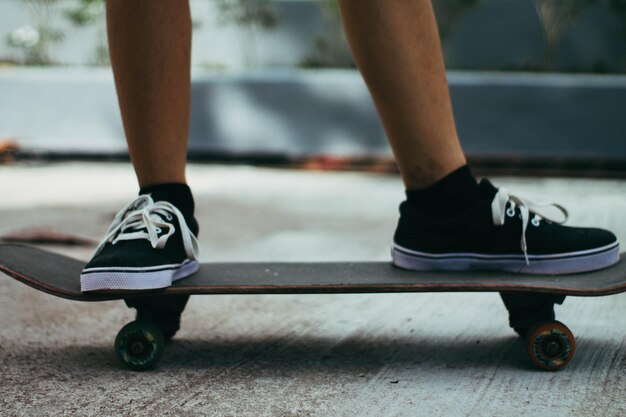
[2,243,625,372]
[1,243,625,301]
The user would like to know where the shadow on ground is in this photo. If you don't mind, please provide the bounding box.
[4,334,623,377]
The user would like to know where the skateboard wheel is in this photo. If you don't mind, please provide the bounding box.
[115,321,165,371]
[525,321,576,371]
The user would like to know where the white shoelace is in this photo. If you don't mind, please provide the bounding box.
[93,195,198,260]
[491,188,568,264]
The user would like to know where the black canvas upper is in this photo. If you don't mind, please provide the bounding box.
[84,187,199,271]
[395,178,618,256]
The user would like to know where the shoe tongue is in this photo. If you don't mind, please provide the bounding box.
[138,184,198,236]
[141,190,199,235]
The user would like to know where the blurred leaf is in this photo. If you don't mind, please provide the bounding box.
[533,0,591,69]
[300,0,355,68]
[63,0,105,27]
[434,0,481,42]
[216,0,278,29]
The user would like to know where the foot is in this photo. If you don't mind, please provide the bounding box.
[81,194,199,292]
[392,178,620,274]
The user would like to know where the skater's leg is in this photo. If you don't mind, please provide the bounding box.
[82,1,198,308]
[337,0,464,189]
[107,0,192,187]
[338,0,619,274]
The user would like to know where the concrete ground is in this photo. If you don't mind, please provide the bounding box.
[0,162,624,417]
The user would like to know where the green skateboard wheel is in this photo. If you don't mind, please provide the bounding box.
[115,321,165,371]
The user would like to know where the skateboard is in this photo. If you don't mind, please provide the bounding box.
[1,243,625,372]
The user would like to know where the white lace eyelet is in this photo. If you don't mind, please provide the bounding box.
[165,214,173,221]
[506,207,515,217]
[155,227,162,233]
[531,217,540,227]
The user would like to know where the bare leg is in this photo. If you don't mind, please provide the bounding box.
[337,0,465,189]
[97,1,194,319]
[106,0,191,187]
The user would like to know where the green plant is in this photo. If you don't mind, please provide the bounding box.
[300,0,354,68]
[433,0,481,43]
[607,0,626,32]
[64,0,103,26]
[216,0,278,67]
[63,0,108,66]
[533,0,592,70]
[6,0,64,65]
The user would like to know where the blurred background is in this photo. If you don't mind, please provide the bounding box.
[1,0,625,176]
[2,4,626,413]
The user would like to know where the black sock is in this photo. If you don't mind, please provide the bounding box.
[405,165,482,218]
[139,183,194,215]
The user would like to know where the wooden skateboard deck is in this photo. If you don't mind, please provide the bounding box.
[2,243,624,372]
[1,243,625,301]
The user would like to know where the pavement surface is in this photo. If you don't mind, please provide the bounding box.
[1,162,625,416]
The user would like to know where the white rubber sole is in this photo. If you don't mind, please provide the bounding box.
[392,241,620,275]
[80,259,199,292]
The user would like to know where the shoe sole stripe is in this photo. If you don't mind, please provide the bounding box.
[81,259,193,274]
[80,260,199,292]
[392,243,620,275]
[392,241,619,262]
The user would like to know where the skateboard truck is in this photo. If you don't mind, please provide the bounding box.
[500,292,575,371]
[124,294,190,340]
[117,292,577,372]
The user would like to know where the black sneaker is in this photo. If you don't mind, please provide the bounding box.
[392,179,620,275]
[81,194,199,292]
